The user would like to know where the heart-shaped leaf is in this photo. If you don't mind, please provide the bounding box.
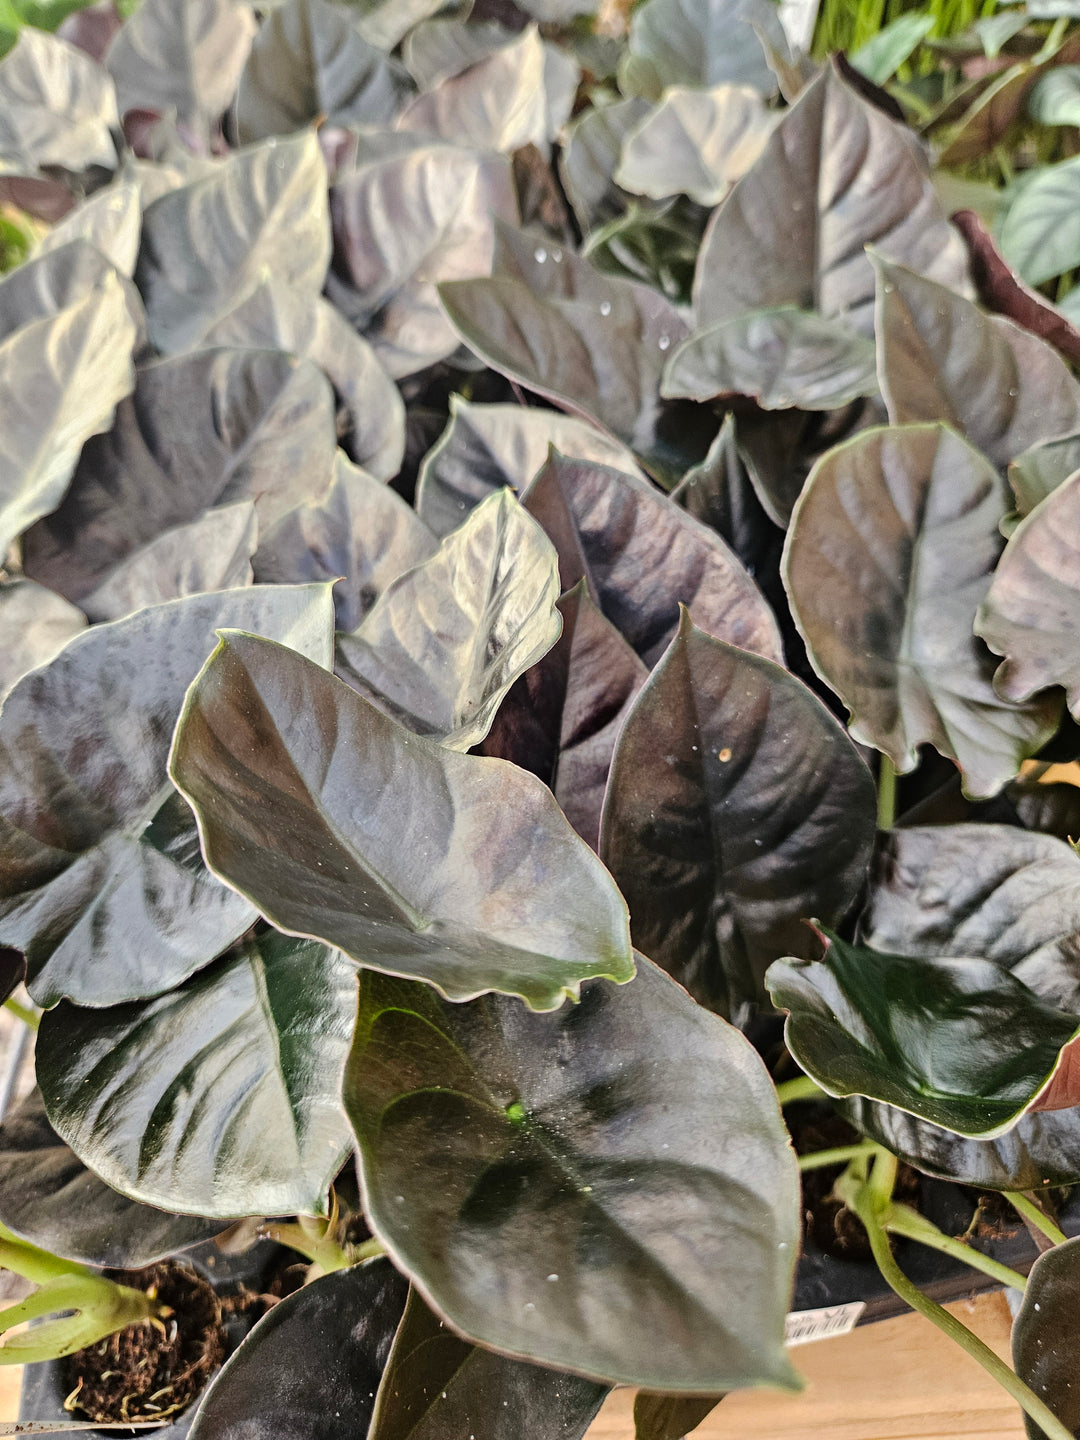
[136,131,331,353]
[1012,1236,1080,1440]
[327,132,518,379]
[521,449,783,667]
[368,1287,610,1440]
[187,1262,409,1440]
[692,65,970,338]
[106,0,257,138]
[663,307,878,411]
[782,422,1060,798]
[36,930,356,1217]
[615,85,774,207]
[22,347,337,603]
[36,180,140,276]
[1000,155,1080,286]
[977,471,1080,721]
[0,1089,225,1268]
[415,396,640,540]
[169,631,634,1010]
[0,583,334,1008]
[633,1394,725,1440]
[600,611,875,1023]
[199,278,405,481]
[767,929,1080,1137]
[80,501,258,623]
[0,578,84,702]
[622,0,783,99]
[235,0,405,144]
[0,27,116,171]
[254,453,436,634]
[874,255,1080,469]
[335,488,561,750]
[344,956,801,1391]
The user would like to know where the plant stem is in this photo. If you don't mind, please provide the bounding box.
[3,996,38,1030]
[1004,1191,1068,1247]
[259,1217,354,1273]
[877,754,897,830]
[354,1237,386,1262]
[775,1075,826,1106]
[798,1141,877,1172]
[884,1201,1029,1292]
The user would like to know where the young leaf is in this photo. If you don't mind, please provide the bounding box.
[0,583,335,1008]
[187,1263,410,1440]
[1012,1236,1080,1440]
[415,396,640,540]
[169,632,635,1010]
[22,347,337,603]
[521,449,783,667]
[79,501,258,623]
[735,398,879,529]
[136,131,331,353]
[663,307,878,411]
[106,0,257,137]
[977,472,1080,720]
[622,0,783,99]
[782,423,1060,798]
[600,612,876,1023]
[874,255,1080,469]
[0,578,84,701]
[1008,432,1080,522]
[0,1089,225,1268]
[692,64,970,338]
[633,1393,725,1440]
[335,488,560,751]
[344,958,801,1391]
[254,453,436,634]
[368,1288,609,1440]
[35,180,141,276]
[36,931,356,1218]
[767,930,1080,1138]
[0,27,116,172]
[235,0,404,144]
[999,155,1080,286]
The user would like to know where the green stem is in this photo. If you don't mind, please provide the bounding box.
[846,1153,1074,1440]
[354,1237,386,1262]
[884,1202,1029,1292]
[775,1075,826,1106]
[1005,1191,1068,1248]
[798,1142,877,1172]
[877,754,897,831]
[3,996,38,1030]
[259,1218,353,1274]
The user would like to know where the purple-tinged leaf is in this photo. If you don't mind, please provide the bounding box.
[0,28,117,172]
[622,0,783,99]
[35,180,140,276]
[0,579,84,703]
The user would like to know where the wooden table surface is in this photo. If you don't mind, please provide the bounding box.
[0,1292,1029,1439]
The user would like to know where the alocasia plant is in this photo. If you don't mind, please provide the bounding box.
[5,4,1080,1440]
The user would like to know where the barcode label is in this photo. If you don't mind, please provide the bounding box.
[784,1300,866,1346]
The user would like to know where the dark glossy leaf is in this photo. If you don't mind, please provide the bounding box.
[978,471,1080,720]
[874,255,1080,469]
[0,947,23,1005]
[0,1089,225,1267]
[600,611,875,1023]
[136,131,331,353]
[1012,1236,1080,1440]
[188,1262,409,1440]
[106,0,256,138]
[23,347,337,604]
[693,65,970,338]
[0,578,84,702]
[440,223,711,483]
[199,278,406,480]
[1000,155,1080,286]
[369,1287,609,1440]
[633,1393,724,1440]
[521,449,784,667]
[614,84,774,207]
[254,453,436,634]
[415,396,640,540]
[767,930,1080,1137]
[783,423,1060,798]
[1010,778,1080,843]
[170,632,634,1010]
[558,95,651,234]
[1008,433,1080,522]
[37,931,356,1217]
[235,0,404,145]
[328,132,518,378]
[0,27,116,171]
[480,581,647,851]
[36,179,140,276]
[345,957,801,1391]
[335,489,560,750]
[0,583,334,1008]
[622,0,783,99]
[663,308,878,411]
[80,501,257,623]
